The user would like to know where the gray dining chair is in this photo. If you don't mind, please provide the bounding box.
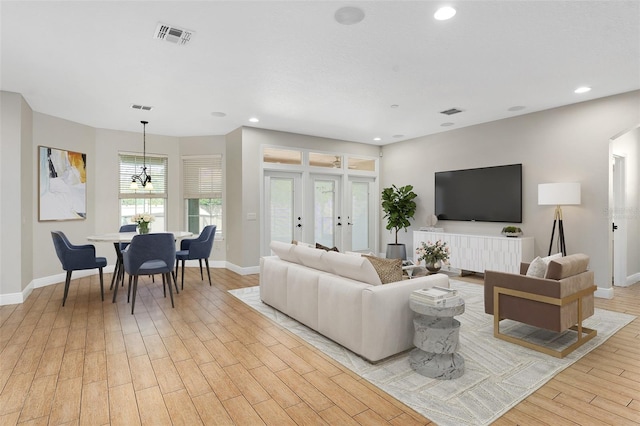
[51,231,107,306]
[119,233,177,314]
[175,225,216,289]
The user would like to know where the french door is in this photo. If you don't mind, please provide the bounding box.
[264,172,303,253]
[345,177,376,253]
[308,174,342,249]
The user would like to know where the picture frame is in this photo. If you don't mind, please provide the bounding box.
[38,146,87,221]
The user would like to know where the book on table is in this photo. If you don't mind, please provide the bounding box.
[411,294,461,307]
[412,286,458,301]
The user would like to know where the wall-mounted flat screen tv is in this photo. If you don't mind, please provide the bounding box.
[435,164,522,223]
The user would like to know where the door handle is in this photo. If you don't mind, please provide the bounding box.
[612,223,618,232]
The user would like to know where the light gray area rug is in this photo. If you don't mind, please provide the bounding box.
[229,280,635,426]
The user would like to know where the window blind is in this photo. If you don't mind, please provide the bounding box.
[182,155,223,199]
[119,154,168,197]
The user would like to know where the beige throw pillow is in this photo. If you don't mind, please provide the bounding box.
[362,255,402,284]
[525,256,547,278]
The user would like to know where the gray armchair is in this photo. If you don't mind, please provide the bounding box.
[484,253,597,358]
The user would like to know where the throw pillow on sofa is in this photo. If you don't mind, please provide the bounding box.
[315,242,339,252]
[362,255,402,284]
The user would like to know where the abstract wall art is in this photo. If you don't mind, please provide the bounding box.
[38,146,87,221]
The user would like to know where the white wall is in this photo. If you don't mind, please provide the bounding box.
[0,92,33,300]
[381,91,640,291]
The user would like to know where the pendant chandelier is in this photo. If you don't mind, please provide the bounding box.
[130,120,154,190]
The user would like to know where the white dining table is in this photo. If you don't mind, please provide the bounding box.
[87,231,193,243]
[87,231,194,302]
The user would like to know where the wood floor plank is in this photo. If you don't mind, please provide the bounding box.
[192,391,235,425]
[79,379,109,425]
[253,398,298,426]
[0,268,636,425]
[222,395,266,425]
[250,365,302,409]
[49,376,83,425]
[135,385,172,425]
[17,374,56,423]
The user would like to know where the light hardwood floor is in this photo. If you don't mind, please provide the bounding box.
[0,268,638,425]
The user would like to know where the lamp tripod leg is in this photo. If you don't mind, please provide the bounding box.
[548,219,557,256]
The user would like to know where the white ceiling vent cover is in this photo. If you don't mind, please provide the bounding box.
[154,23,194,45]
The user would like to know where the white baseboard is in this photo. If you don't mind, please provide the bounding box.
[0,262,260,306]
[595,286,615,299]
[624,272,640,287]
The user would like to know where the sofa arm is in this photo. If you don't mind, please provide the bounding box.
[360,273,449,362]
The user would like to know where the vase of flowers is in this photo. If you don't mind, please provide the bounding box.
[416,240,450,273]
[131,213,155,234]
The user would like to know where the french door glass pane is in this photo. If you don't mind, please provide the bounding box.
[314,180,335,247]
[351,181,369,251]
[270,178,294,243]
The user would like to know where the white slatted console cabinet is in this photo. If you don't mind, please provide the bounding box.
[413,231,535,275]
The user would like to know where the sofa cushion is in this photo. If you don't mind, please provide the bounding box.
[546,253,590,280]
[270,241,299,263]
[294,245,332,272]
[363,255,403,284]
[322,250,382,285]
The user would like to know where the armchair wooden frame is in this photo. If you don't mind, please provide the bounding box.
[493,285,597,358]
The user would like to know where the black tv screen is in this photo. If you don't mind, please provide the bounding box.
[435,164,522,223]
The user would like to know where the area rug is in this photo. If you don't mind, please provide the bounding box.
[229,280,635,425]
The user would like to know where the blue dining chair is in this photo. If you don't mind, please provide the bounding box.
[175,225,216,289]
[119,233,177,314]
[51,231,108,306]
[110,223,138,290]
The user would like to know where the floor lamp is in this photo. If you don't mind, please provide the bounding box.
[538,183,581,256]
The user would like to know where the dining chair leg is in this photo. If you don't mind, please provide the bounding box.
[172,271,180,294]
[198,259,204,280]
[127,275,133,303]
[110,260,119,290]
[112,273,120,303]
[99,268,104,301]
[62,270,73,306]
[162,274,166,297]
[131,276,138,314]
[166,272,175,308]
[175,258,180,284]
[181,259,186,290]
[205,258,212,286]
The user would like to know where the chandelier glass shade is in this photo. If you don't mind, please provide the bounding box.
[130,120,154,190]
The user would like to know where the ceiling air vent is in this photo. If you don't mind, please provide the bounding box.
[440,108,463,115]
[154,23,194,45]
[131,104,154,111]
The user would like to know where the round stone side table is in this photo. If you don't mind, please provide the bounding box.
[409,296,465,380]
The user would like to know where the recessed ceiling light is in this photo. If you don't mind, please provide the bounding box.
[211,112,226,117]
[335,6,365,25]
[441,122,455,127]
[574,86,591,94]
[390,104,399,109]
[434,6,456,21]
[373,137,382,141]
[508,106,526,112]
[249,117,259,123]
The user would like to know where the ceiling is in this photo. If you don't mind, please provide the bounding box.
[1,1,639,145]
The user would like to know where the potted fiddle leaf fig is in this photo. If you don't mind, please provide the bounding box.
[382,184,417,259]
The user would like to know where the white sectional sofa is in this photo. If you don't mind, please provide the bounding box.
[259,241,450,362]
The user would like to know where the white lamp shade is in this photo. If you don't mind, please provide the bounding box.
[538,183,581,205]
